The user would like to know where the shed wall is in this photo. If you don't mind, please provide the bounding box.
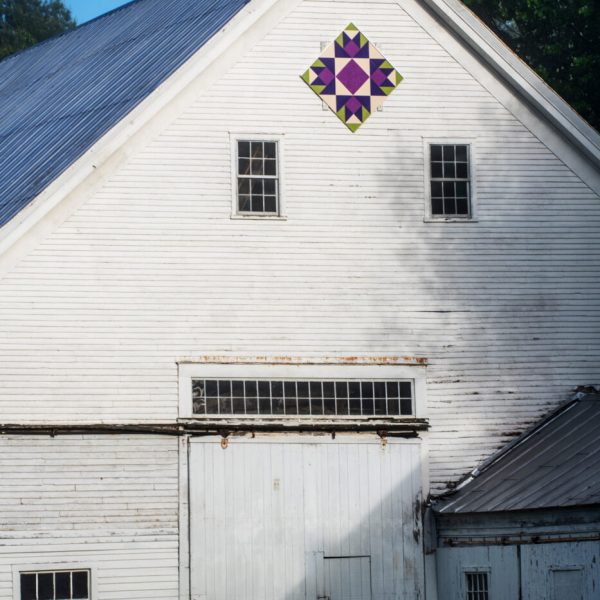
[0,0,598,492]
[0,435,179,600]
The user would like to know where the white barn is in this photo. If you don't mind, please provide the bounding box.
[0,0,598,599]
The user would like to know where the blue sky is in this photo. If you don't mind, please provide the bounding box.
[66,0,131,24]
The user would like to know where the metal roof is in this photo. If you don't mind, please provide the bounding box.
[0,0,249,228]
[434,390,600,513]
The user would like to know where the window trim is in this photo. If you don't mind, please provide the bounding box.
[178,361,427,420]
[423,138,478,223]
[229,132,286,220]
[12,564,95,600]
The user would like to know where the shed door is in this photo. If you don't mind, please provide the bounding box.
[189,436,423,600]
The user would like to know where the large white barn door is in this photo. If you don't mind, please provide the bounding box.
[189,436,423,600]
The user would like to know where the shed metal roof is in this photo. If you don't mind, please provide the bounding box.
[434,390,600,513]
[0,0,249,228]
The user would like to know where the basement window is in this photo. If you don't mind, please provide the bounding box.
[20,570,90,600]
[191,379,413,417]
[465,571,489,600]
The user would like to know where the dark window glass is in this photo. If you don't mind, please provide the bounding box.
[361,382,374,414]
[72,572,88,599]
[238,141,250,157]
[20,574,36,600]
[55,572,70,599]
[37,573,53,600]
[430,144,471,217]
[466,572,489,600]
[258,381,271,414]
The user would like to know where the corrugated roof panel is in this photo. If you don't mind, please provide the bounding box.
[0,0,249,227]
[434,393,600,513]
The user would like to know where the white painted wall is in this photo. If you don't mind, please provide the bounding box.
[0,435,179,600]
[0,0,598,494]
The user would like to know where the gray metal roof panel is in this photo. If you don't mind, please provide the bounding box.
[0,0,249,227]
[434,393,600,513]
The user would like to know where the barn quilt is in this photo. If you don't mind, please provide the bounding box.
[301,23,403,132]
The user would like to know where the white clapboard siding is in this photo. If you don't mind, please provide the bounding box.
[189,436,423,600]
[0,435,179,600]
[0,0,599,493]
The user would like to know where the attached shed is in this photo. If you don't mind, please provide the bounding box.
[432,389,600,600]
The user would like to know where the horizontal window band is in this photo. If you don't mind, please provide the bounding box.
[192,378,414,418]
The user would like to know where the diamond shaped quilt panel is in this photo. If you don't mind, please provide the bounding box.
[301,23,403,132]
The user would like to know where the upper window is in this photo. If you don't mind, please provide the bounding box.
[236,140,279,215]
[430,144,471,217]
[20,570,90,600]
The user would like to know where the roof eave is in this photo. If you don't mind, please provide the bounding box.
[422,0,600,169]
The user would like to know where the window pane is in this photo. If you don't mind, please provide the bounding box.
[245,381,258,414]
[238,158,250,175]
[336,381,349,414]
[238,177,250,194]
[444,197,455,214]
[456,181,468,197]
[323,382,335,414]
[442,145,455,160]
[431,145,442,161]
[55,572,70,599]
[251,196,264,212]
[20,574,36,600]
[258,381,271,414]
[264,142,277,159]
[264,196,277,213]
[272,381,284,414]
[264,179,276,195]
[71,572,88,599]
[264,159,276,176]
[456,162,468,179]
[251,141,264,158]
[310,381,323,415]
[443,161,455,178]
[431,162,443,178]
[284,381,297,414]
[456,145,468,161]
[431,197,443,215]
[238,140,250,157]
[251,159,263,175]
[443,181,454,197]
[456,197,469,215]
[400,398,413,415]
[431,181,442,198]
[218,380,231,413]
[238,195,250,212]
[251,179,263,195]
[38,573,53,600]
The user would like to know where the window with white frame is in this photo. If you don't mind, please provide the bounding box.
[180,363,425,420]
[236,140,279,214]
[20,570,90,600]
[430,144,471,217]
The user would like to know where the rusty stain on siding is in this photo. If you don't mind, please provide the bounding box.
[177,355,428,366]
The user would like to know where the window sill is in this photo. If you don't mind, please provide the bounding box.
[231,214,287,221]
[423,217,478,223]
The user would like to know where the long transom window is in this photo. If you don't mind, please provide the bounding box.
[192,379,413,417]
